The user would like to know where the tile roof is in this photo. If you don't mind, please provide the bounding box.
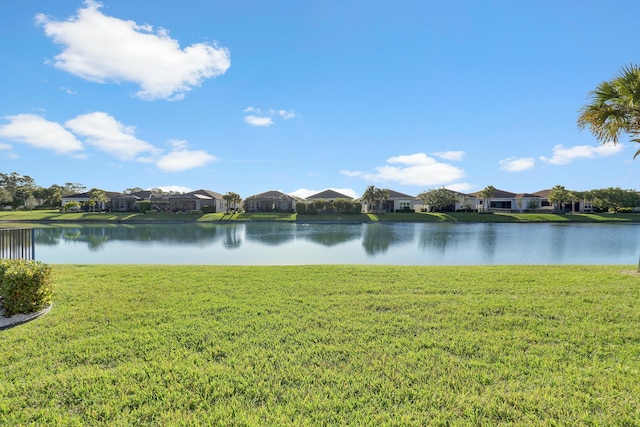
[306,189,353,200]
[245,190,294,200]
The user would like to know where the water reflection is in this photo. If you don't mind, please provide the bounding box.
[244,223,295,246]
[478,224,497,262]
[362,223,414,255]
[30,222,640,265]
[296,224,361,247]
[418,223,467,252]
[223,224,241,249]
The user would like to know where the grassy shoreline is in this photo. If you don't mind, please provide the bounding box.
[2,209,640,224]
[1,264,639,425]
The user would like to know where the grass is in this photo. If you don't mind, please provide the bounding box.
[1,265,639,425]
[4,209,640,224]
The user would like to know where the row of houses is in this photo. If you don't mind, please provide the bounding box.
[60,187,588,214]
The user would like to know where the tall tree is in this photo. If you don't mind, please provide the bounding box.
[477,185,496,212]
[578,64,640,158]
[362,186,377,212]
[0,172,36,208]
[223,192,242,213]
[591,187,640,213]
[418,188,459,212]
[62,182,86,196]
[124,187,144,194]
[88,188,108,212]
[548,185,572,213]
[374,188,390,212]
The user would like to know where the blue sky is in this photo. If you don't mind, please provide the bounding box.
[1,0,640,199]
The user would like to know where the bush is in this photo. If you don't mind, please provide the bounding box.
[139,201,151,213]
[0,260,53,316]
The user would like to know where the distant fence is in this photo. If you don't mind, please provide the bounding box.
[0,228,35,260]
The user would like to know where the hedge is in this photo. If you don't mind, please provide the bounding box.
[0,260,53,317]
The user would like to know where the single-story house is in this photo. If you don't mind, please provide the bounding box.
[110,193,143,212]
[244,191,297,213]
[532,189,593,213]
[304,189,356,213]
[360,189,418,213]
[61,191,120,211]
[305,189,353,202]
[168,192,214,212]
[414,189,477,212]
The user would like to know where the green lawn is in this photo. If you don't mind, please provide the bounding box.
[3,209,640,224]
[1,265,639,425]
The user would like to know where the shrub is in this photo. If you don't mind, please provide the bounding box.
[0,260,53,316]
[139,201,151,213]
[295,203,307,213]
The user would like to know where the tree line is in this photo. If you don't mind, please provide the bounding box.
[0,172,87,210]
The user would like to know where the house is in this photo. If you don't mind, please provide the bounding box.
[414,189,478,212]
[532,189,593,213]
[61,191,120,211]
[111,189,226,213]
[360,189,418,213]
[244,191,297,212]
[514,193,544,212]
[304,189,356,214]
[185,189,224,212]
[469,189,518,212]
[110,193,143,212]
[468,189,550,212]
[305,189,353,202]
[167,190,216,212]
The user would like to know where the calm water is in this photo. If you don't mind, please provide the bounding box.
[28,222,640,265]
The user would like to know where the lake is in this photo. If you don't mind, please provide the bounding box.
[26,222,640,265]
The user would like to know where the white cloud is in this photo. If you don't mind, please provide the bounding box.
[340,170,365,177]
[433,150,465,161]
[65,112,159,160]
[244,115,274,127]
[499,157,535,172]
[0,143,19,159]
[446,183,473,193]
[341,153,465,186]
[2,110,217,172]
[0,114,83,154]
[243,106,295,126]
[278,110,296,120]
[539,143,623,165]
[60,86,77,95]
[289,188,359,199]
[156,140,216,172]
[36,0,230,100]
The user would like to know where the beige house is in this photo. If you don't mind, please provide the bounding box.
[305,189,353,202]
[360,189,418,213]
[244,190,297,212]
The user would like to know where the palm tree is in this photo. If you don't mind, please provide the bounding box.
[223,192,242,213]
[88,188,108,212]
[477,185,496,212]
[548,185,571,213]
[362,186,377,212]
[374,188,390,212]
[578,64,640,158]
